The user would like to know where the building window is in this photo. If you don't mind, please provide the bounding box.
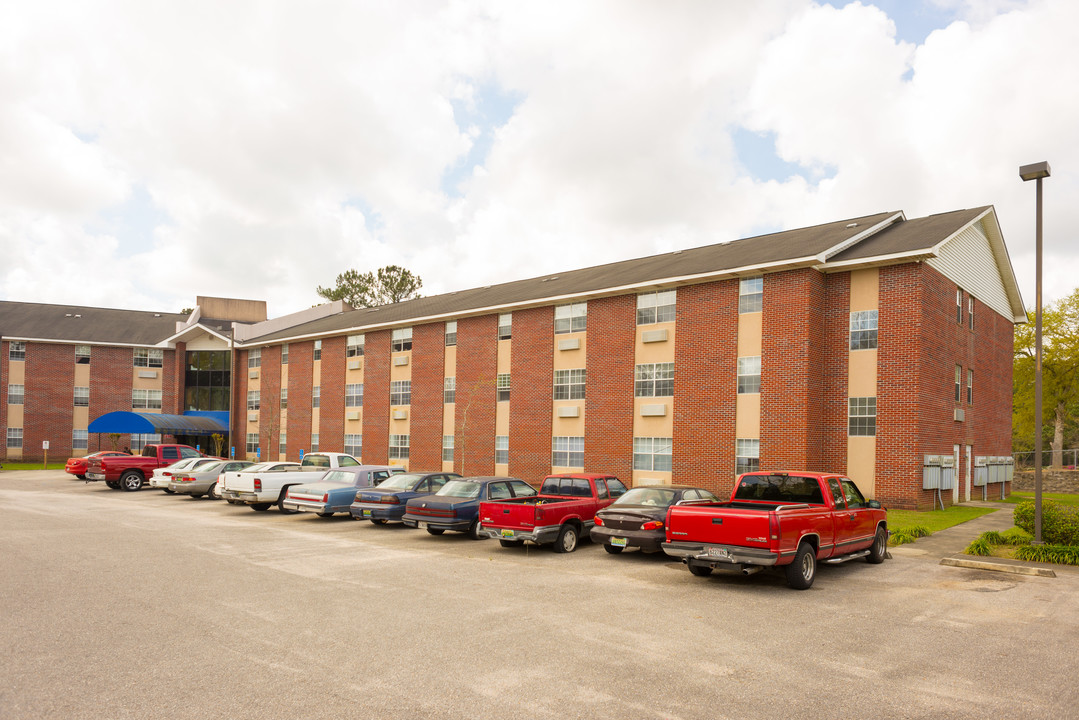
[633,437,672,472]
[248,348,261,368]
[497,373,511,402]
[392,328,413,352]
[552,436,584,468]
[498,314,512,340]
[313,340,322,361]
[313,386,320,408]
[74,386,89,407]
[444,377,455,404]
[955,365,962,402]
[246,433,259,453]
[637,290,675,325]
[311,433,319,453]
[967,369,973,405]
[735,439,760,475]
[554,369,586,400]
[442,435,454,462]
[247,390,260,411]
[184,350,231,412]
[134,348,163,368]
[850,310,878,350]
[389,434,410,460]
[554,303,587,334]
[280,387,287,410]
[739,277,763,313]
[347,334,365,357]
[9,341,26,361]
[75,345,91,364]
[737,356,761,394]
[279,432,287,455]
[969,297,975,330]
[8,384,24,405]
[495,436,509,464]
[956,289,963,323]
[848,397,877,436]
[344,434,362,457]
[132,389,163,409]
[131,433,160,452]
[634,363,674,397]
[281,344,289,365]
[7,427,24,448]
[346,383,364,407]
[390,380,411,406]
[72,429,88,450]
[445,322,457,347]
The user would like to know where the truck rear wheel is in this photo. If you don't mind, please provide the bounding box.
[785,542,816,590]
[278,491,299,514]
[105,480,120,489]
[250,503,272,512]
[466,520,482,540]
[119,470,144,492]
[867,526,888,564]
[554,524,579,553]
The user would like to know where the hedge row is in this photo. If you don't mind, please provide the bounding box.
[1013,499,1079,546]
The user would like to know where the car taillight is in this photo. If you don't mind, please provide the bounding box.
[769,513,780,542]
[535,506,543,522]
[322,494,328,502]
[380,495,400,504]
[594,516,604,526]
[641,520,663,531]
[254,478,262,492]
[164,472,172,477]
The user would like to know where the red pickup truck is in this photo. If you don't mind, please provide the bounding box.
[86,444,204,492]
[662,471,888,589]
[479,473,628,553]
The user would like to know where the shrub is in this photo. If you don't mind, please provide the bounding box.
[1001,527,1033,546]
[1014,545,1079,566]
[1013,500,1079,545]
[964,538,993,556]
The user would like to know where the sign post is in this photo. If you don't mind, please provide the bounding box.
[42,440,50,469]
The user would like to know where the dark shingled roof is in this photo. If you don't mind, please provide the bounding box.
[245,210,901,343]
[0,301,186,345]
[828,207,990,263]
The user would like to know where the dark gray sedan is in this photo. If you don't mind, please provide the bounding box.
[590,485,720,554]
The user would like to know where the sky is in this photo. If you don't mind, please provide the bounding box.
[1,0,1075,319]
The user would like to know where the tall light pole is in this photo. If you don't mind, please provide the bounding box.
[1020,161,1050,545]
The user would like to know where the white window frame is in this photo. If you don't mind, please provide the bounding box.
[75,345,91,364]
[850,310,878,350]
[498,314,512,340]
[72,429,88,450]
[445,322,457,347]
[735,439,760,475]
[132,389,163,409]
[74,386,89,407]
[634,363,674,397]
[247,390,260,411]
[554,303,587,334]
[554,369,586,400]
[444,377,455,404]
[344,434,362,457]
[737,356,761,394]
[390,380,411,406]
[552,436,584,467]
[442,435,454,462]
[248,348,261,368]
[347,334,365,357]
[636,290,675,325]
[739,277,763,314]
[9,341,26,361]
[346,383,364,407]
[391,328,413,352]
[389,434,410,460]
[633,437,672,472]
[8,384,24,405]
[496,373,511,402]
[495,436,509,464]
[134,348,163,368]
[7,427,24,448]
[246,433,259,453]
[848,397,877,436]
[313,385,320,408]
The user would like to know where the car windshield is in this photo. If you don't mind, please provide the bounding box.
[613,487,679,508]
[378,473,423,490]
[301,454,331,468]
[165,459,195,471]
[320,470,354,484]
[437,481,481,499]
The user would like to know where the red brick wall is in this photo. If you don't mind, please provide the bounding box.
[362,330,390,464]
[584,296,635,482]
[509,307,555,483]
[90,346,138,453]
[319,336,345,453]
[821,272,851,472]
[286,342,313,459]
[1,342,8,456]
[454,315,497,477]
[22,343,75,461]
[673,280,739,497]
[259,346,283,454]
[410,322,446,471]
[761,268,827,470]
[235,349,252,455]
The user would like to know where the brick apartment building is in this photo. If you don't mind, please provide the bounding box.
[1,206,1024,508]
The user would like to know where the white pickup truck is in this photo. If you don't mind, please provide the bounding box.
[220,453,362,512]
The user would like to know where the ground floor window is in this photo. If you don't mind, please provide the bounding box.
[72,429,88,450]
[495,436,509,464]
[246,433,258,454]
[552,436,584,467]
[442,435,454,462]
[736,439,759,476]
[7,427,22,449]
[344,434,361,457]
[633,437,672,471]
[279,432,287,455]
[389,434,409,460]
[311,434,319,453]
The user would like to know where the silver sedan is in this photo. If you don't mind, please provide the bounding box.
[167,460,254,499]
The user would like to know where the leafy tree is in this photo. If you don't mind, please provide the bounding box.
[316,265,423,308]
[1014,287,1079,467]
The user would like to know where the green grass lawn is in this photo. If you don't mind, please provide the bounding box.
[994,491,1079,508]
[0,462,67,471]
[887,505,999,536]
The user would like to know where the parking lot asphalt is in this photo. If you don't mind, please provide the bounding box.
[2,470,1078,720]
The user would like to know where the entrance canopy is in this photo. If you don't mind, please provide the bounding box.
[88,411,229,436]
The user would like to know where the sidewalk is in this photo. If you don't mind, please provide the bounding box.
[889,500,1076,577]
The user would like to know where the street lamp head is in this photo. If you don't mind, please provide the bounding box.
[1020,161,1051,181]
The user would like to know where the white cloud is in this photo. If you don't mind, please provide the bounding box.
[1,0,1077,317]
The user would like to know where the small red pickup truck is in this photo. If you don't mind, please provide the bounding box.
[86,444,204,492]
[479,473,628,552]
[662,471,888,589]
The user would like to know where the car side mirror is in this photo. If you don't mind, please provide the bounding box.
[867,500,881,509]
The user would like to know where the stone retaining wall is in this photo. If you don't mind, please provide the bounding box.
[1012,470,1079,494]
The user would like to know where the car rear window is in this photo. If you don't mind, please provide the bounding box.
[734,475,825,504]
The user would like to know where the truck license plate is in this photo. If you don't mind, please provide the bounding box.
[500,529,514,538]
[611,538,627,547]
[706,547,729,559]
[418,522,428,530]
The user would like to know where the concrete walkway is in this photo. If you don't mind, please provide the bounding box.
[889,500,1077,577]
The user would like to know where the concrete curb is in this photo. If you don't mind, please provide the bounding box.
[940,556,1057,577]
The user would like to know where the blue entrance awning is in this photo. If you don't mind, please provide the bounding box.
[88,412,229,436]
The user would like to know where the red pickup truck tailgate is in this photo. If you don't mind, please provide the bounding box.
[667,504,773,548]
[480,500,539,530]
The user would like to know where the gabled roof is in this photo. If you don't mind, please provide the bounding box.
[0,301,186,346]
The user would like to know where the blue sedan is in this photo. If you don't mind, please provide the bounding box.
[350,471,460,524]
[280,465,402,516]
[402,476,537,540]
